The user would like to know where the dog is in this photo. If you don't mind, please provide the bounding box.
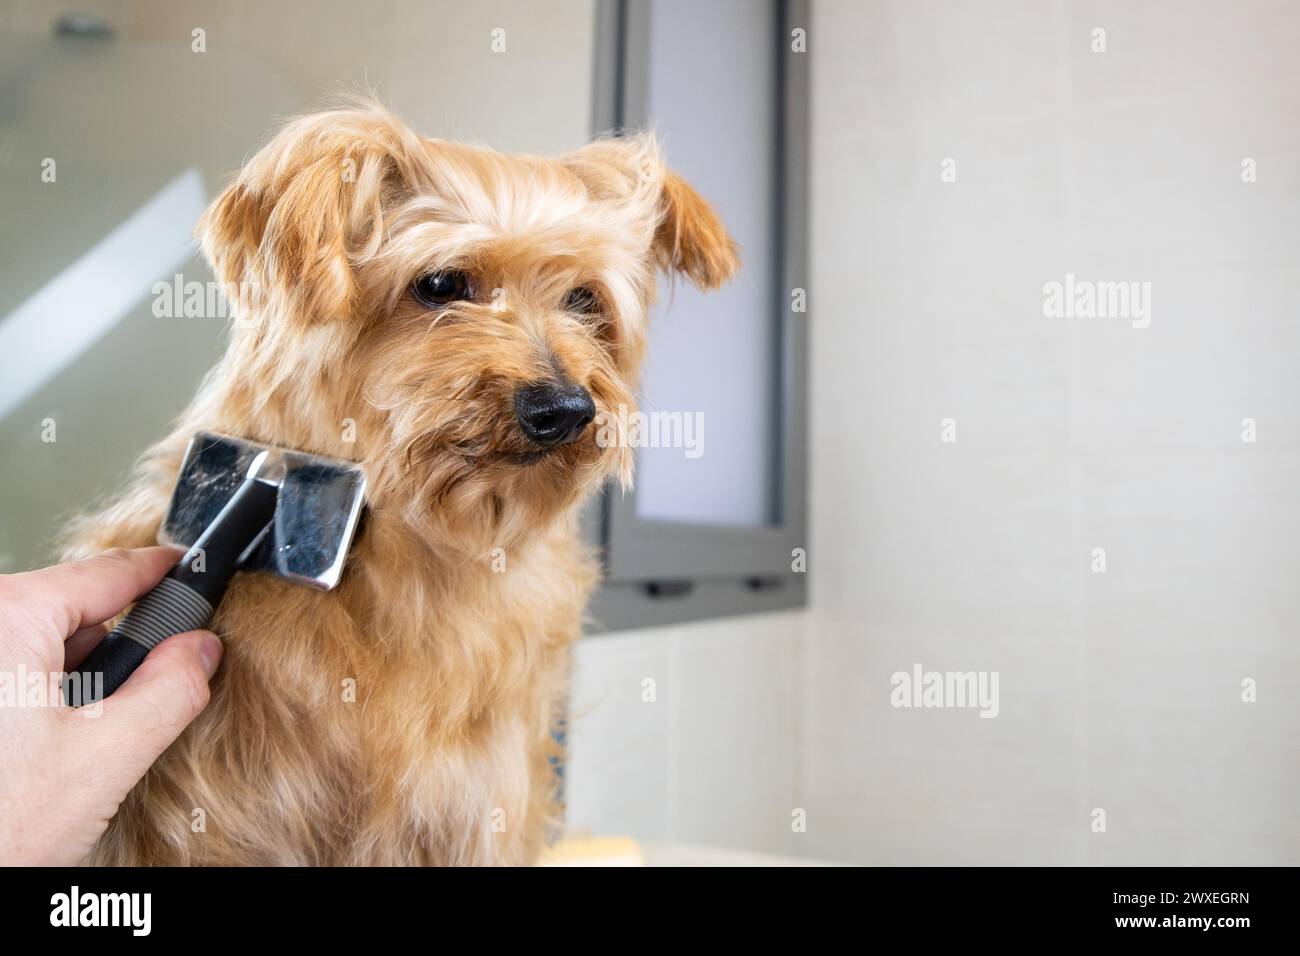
[60,102,738,865]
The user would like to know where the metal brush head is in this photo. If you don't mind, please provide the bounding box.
[159,432,367,590]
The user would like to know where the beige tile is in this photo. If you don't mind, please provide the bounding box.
[668,613,804,855]
[565,629,675,841]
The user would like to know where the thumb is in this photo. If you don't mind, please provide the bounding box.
[76,631,222,793]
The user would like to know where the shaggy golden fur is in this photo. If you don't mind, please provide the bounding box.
[61,103,737,865]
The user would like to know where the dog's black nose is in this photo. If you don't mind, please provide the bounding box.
[515,383,597,447]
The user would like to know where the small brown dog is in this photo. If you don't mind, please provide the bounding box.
[61,102,737,865]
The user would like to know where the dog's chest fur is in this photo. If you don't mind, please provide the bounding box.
[86,482,590,866]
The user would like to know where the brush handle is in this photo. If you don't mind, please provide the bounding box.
[63,471,279,707]
[62,579,213,705]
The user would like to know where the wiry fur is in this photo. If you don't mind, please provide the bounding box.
[61,102,737,865]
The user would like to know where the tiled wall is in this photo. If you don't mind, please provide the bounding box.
[802,0,1300,864]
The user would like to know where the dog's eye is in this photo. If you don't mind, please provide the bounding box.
[563,286,600,315]
[412,270,473,308]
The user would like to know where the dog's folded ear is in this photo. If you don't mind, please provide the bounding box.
[199,103,426,323]
[563,134,740,290]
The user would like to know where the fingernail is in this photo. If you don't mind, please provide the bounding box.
[198,634,223,679]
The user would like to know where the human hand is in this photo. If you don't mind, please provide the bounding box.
[0,547,221,865]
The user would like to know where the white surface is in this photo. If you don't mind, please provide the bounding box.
[641,841,834,867]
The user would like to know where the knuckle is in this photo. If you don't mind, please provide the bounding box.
[168,657,212,718]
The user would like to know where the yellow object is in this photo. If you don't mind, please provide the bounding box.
[536,836,645,867]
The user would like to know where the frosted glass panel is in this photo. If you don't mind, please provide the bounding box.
[634,0,779,528]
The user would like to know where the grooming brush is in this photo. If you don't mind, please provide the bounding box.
[64,432,366,706]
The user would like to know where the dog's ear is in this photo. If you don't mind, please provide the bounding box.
[198,104,426,323]
[654,168,741,289]
[564,134,740,290]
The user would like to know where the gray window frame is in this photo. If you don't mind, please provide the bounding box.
[584,0,809,632]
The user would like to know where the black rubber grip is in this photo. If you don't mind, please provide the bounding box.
[64,630,149,708]
[63,578,214,706]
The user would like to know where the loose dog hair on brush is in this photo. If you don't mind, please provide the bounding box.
[61,99,738,865]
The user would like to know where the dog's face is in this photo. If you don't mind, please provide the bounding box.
[198,106,737,551]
